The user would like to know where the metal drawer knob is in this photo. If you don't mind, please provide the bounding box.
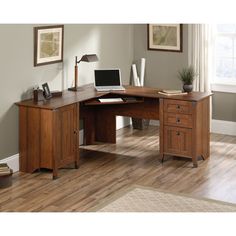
[176,131,180,136]
[176,105,181,109]
[176,118,180,123]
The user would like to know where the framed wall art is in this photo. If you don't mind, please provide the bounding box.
[147,24,182,52]
[34,25,64,66]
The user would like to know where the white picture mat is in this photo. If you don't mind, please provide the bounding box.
[37,27,63,64]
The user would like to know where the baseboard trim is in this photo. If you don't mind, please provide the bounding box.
[211,119,236,136]
[0,154,19,173]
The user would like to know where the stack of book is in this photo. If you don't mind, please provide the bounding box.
[0,163,12,176]
[158,90,187,96]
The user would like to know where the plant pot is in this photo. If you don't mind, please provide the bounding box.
[183,84,193,93]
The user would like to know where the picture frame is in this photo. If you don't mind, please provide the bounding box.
[147,24,182,52]
[42,83,52,100]
[34,25,64,66]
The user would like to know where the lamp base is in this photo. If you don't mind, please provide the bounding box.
[68,87,84,92]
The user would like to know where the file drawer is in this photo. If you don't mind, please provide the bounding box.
[164,126,192,157]
[164,113,193,128]
[164,99,193,114]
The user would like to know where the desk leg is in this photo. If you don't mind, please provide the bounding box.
[95,111,116,143]
[192,156,198,168]
[53,168,58,180]
[83,111,96,145]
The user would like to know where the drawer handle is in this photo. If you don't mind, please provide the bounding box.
[176,105,181,109]
[176,131,180,136]
[74,130,77,134]
[176,118,180,123]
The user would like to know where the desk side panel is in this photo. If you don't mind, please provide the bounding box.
[95,110,116,143]
[19,106,28,172]
[196,97,210,160]
[40,109,53,169]
[159,98,164,159]
[27,107,41,172]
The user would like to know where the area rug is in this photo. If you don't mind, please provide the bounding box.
[93,186,236,212]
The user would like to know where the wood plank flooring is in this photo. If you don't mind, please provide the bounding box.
[0,125,236,212]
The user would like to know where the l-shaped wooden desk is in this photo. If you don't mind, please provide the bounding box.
[16,84,212,179]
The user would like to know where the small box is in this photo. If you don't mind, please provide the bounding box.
[0,169,13,188]
[51,91,63,97]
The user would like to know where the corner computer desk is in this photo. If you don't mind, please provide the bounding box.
[16,84,212,179]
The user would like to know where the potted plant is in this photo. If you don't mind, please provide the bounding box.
[178,66,196,92]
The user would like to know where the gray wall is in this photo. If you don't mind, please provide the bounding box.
[0,25,63,161]
[134,24,236,122]
[212,92,236,122]
[0,24,134,160]
[133,24,188,89]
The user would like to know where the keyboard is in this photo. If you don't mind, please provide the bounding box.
[96,86,125,91]
[98,98,123,103]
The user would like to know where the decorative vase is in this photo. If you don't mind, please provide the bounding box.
[183,84,193,93]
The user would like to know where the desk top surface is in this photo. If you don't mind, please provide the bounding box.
[16,84,213,110]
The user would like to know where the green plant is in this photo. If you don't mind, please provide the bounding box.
[178,66,196,85]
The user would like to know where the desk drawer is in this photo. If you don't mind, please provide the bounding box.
[164,99,193,114]
[164,126,192,157]
[164,113,193,128]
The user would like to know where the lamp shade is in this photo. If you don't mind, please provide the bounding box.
[80,54,98,63]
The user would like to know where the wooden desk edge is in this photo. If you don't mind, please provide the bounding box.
[15,84,214,110]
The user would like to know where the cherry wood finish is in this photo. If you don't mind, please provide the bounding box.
[164,113,193,128]
[16,84,212,178]
[16,84,212,110]
[160,98,210,167]
[164,99,193,114]
[18,104,79,179]
[164,126,192,157]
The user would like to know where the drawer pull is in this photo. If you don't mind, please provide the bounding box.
[176,105,181,109]
[176,118,180,123]
[176,131,180,136]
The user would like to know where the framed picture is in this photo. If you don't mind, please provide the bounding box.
[147,24,182,52]
[34,25,64,66]
[42,83,52,100]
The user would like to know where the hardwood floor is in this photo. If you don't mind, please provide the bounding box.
[0,125,236,212]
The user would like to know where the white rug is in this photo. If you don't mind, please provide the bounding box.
[94,186,236,212]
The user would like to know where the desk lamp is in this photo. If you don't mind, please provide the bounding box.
[68,54,98,91]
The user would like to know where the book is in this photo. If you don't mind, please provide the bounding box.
[0,170,11,176]
[158,91,188,96]
[0,163,8,168]
[162,89,183,94]
[0,167,10,171]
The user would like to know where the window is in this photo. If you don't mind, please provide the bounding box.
[212,24,236,93]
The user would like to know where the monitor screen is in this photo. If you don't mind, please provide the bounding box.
[95,69,121,86]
